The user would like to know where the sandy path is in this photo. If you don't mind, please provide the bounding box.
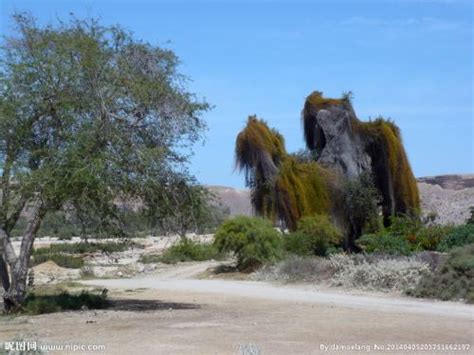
[82,261,473,319]
[83,277,473,319]
[1,262,473,354]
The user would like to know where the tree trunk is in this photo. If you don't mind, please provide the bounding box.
[1,200,45,311]
[3,263,28,310]
[0,254,10,292]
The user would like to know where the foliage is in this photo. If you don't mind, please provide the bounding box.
[0,13,210,234]
[358,215,454,255]
[284,215,341,256]
[413,225,453,250]
[236,90,419,247]
[437,224,474,252]
[146,185,226,237]
[24,290,109,314]
[33,241,142,255]
[0,12,210,307]
[353,118,420,219]
[304,91,346,112]
[329,253,429,291]
[36,211,80,239]
[406,244,474,303]
[235,116,332,230]
[31,253,84,269]
[214,216,283,271]
[302,91,419,227]
[343,172,382,238]
[147,238,225,264]
[252,255,335,283]
[357,232,413,255]
[195,203,231,234]
[31,241,142,268]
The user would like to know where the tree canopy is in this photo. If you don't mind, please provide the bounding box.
[0,13,210,308]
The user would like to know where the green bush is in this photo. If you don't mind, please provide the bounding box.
[409,225,453,251]
[214,216,283,271]
[33,241,142,255]
[406,244,474,303]
[153,238,225,264]
[357,215,453,254]
[24,290,109,315]
[284,215,341,256]
[343,172,382,235]
[31,253,84,269]
[438,224,474,252]
[357,232,412,255]
[388,215,422,237]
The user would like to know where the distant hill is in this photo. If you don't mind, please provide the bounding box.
[209,174,474,225]
[417,174,474,190]
[207,185,252,216]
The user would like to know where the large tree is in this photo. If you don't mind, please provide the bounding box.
[0,13,210,310]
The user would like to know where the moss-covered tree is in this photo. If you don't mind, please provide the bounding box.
[235,91,420,250]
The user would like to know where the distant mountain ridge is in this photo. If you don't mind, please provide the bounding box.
[417,174,474,190]
[208,174,474,225]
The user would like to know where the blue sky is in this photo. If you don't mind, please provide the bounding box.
[1,0,472,188]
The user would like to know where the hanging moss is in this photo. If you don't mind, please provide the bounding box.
[235,116,333,230]
[236,91,420,245]
[235,115,286,185]
[302,91,350,152]
[353,118,420,219]
[305,91,346,110]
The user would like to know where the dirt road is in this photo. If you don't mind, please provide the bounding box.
[1,262,473,354]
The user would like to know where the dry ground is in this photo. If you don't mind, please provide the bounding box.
[1,262,472,355]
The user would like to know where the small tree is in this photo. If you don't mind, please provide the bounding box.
[284,215,341,256]
[0,13,210,310]
[214,216,283,271]
[343,172,382,250]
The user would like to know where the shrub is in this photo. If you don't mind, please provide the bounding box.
[406,244,474,303]
[437,224,474,252]
[214,216,283,271]
[24,290,109,315]
[388,215,422,237]
[343,172,382,235]
[357,232,412,255]
[284,215,341,256]
[329,253,429,291]
[139,253,162,264]
[33,241,142,255]
[358,219,452,255]
[410,225,452,251]
[156,238,225,264]
[253,255,335,283]
[31,253,84,269]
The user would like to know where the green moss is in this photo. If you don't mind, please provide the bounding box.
[353,118,420,216]
[305,91,345,110]
[235,115,285,175]
[235,91,419,239]
[235,116,333,230]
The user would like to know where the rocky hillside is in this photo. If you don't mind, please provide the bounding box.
[418,175,474,190]
[207,185,252,216]
[209,174,474,225]
[417,174,474,225]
